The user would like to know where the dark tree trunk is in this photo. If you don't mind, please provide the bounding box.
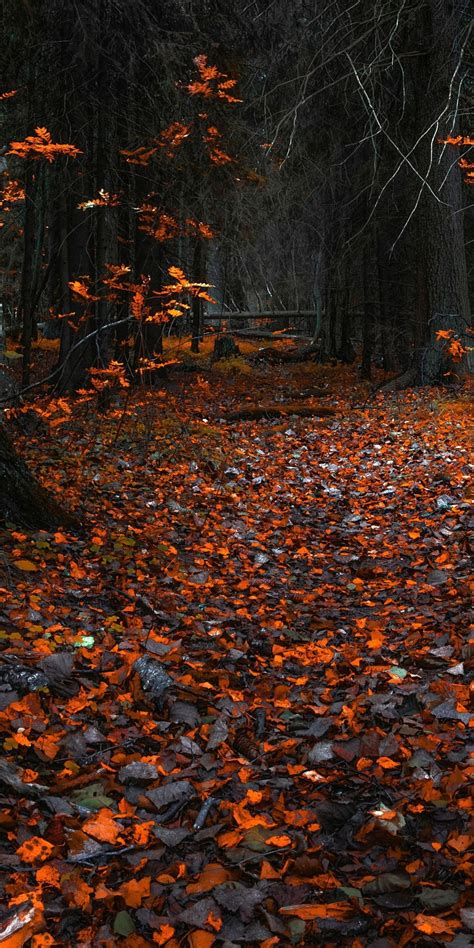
[19,59,44,388]
[0,425,74,529]
[361,232,375,380]
[212,334,240,360]
[377,231,395,372]
[338,285,355,364]
[94,0,117,370]
[20,162,45,387]
[412,0,471,382]
[56,194,91,392]
[419,160,470,381]
[191,239,205,353]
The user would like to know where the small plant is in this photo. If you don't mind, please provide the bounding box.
[435,328,470,364]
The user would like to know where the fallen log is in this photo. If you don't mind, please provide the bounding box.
[279,387,328,399]
[250,342,321,364]
[223,404,336,421]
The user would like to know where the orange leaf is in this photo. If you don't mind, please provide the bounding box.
[246,789,262,804]
[447,834,470,852]
[376,757,399,769]
[14,559,39,572]
[94,883,114,900]
[8,129,81,162]
[153,925,175,944]
[356,758,372,771]
[367,630,384,649]
[133,821,154,845]
[260,860,281,880]
[206,912,222,932]
[118,877,151,908]
[265,835,292,847]
[188,932,215,948]
[16,836,54,864]
[35,734,62,760]
[36,865,60,887]
[186,863,231,894]
[232,803,274,829]
[68,280,98,301]
[217,829,242,848]
[414,915,461,935]
[10,732,31,747]
[82,808,121,844]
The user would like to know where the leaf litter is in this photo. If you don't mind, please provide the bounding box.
[0,364,472,945]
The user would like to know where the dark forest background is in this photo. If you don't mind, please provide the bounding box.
[1,0,472,391]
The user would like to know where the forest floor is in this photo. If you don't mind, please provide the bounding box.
[0,352,472,947]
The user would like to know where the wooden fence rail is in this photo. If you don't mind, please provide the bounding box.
[205,309,316,322]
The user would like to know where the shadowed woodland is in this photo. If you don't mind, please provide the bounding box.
[0,1,472,945]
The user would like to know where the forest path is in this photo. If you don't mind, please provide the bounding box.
[0,367,471,944]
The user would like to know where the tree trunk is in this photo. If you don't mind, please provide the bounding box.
[19,59,44,387]
[212,334,240,360]
[191,238,205,353]
[361,231,375,380]
[94,0,117,372]
[413,0,471,382]
[20,162,45,388]
[0,425,74,529]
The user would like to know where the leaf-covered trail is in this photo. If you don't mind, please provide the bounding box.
[0,366,472,946]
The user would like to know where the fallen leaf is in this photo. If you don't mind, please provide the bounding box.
[82,809,121,844]
[188,932,215,948]
[280,902,353,919]
[16,837,54,864]
[264,834,292,847]
[118,877,151,907]
[414,914,461,935]
[186,864,232,894]
[14,560,39,572]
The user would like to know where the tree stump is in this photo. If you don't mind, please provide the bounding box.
[212,334,240,361]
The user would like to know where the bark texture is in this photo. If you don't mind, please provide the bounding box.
[0,425,73,528]
[414,0,471,382]
[212,335,240,360]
